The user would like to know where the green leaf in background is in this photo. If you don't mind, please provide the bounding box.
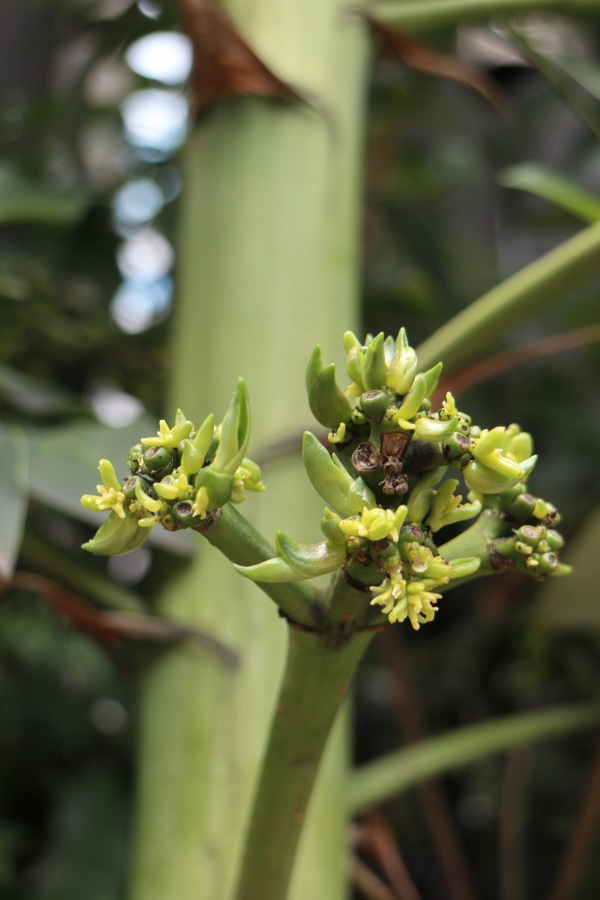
[534,510,600,630]
[0,365,84,417]
[499,163,600,223]
[0,427,28,578]
[0,167,89,225]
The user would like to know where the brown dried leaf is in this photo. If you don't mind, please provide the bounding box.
[369,18,507,116]
[181,0,302,112]
[1,572,238,668]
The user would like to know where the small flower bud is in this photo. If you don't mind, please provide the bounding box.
[141,446,174,477]
[359,390,391,423]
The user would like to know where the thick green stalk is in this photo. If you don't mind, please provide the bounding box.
[348,702,600,814]
[199,505,323,629]
[128,4,370,900]
[235,626,374,900]
[364,0,600,32]
[416,219,600,373]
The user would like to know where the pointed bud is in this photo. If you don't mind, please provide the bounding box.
[275,532,345,577]
[302,432,375,517]
[306,353,353,427]
[82,510,149,556]
[362,332,388,390]
[413,415,459,442]
[211,379,250,476]
[386,328,418,395]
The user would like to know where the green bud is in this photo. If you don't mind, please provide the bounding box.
[421,361,443,399]
[447,556,481,579]
[141,446,174,476]
[127,443,144,472]
[306,348,353,428]
[346,346,366,391]
[359,389,391,423]
[545,529,565,551]
[82,510,149,556]
[463,459,524,495]
[321,507,344,543]
[234,557,313,583]
[194,467,234,509]
[172,500,202,527]
[342,330,362,354]
[442,431,473,460]
[407,468,444,524]
[414,415,459,443]
[395,373,428,421]
[363,332,388,390]
[386,328,418,395]
[275,531,345,577]
[505,490,538,522]
[516,524,545,547]
[302,431,375,517]
[211,379,250,476]
[122,475,145,499]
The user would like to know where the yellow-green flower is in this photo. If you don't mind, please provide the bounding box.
[339,505,408,543]
[141,411,193,450]
[192,486,211,519]
[231,458,265,504]
[80,459,126,519]
[154,471,191,501]
[369,570,441,629]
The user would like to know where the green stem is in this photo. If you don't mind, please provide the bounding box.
[416,219,600,374]
[438,508,511,579]
[348,702,600,814]
[234,626,374,900]
[20,528,144,613]
[200,505,323,629]
[363,0,600,32]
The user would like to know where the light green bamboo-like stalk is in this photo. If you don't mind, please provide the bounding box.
[128,4,370,899]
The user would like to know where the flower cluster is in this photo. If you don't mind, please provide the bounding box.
[236,328,570,629]
[81,380,264,555]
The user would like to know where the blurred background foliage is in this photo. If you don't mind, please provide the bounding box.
[1,1,599,898]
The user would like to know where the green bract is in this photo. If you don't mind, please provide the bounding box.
[235,327,570,629]
[81,380,264,556]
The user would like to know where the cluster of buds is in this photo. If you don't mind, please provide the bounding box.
[236,329,570,629]
[81,380,264,555]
